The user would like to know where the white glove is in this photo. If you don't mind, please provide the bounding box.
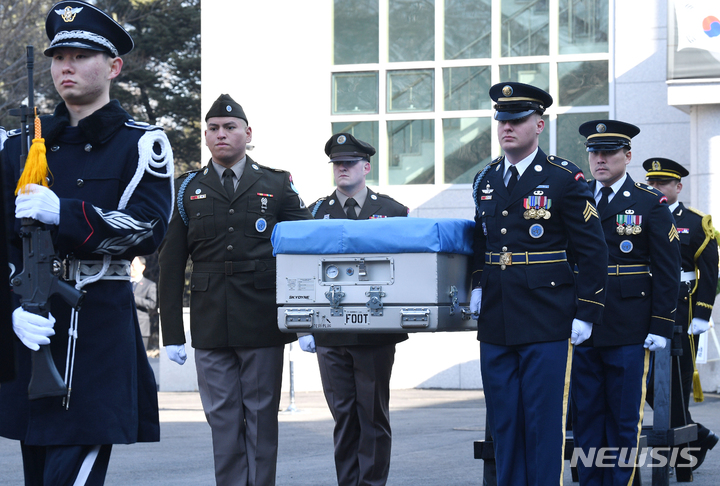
[298,335,316,353]
[12,307,55,351]
[15,184,60,225]
[644,333,667,351]
[166,344,187,365]
[470,288,482,319]
[688,317,710,335]
[570,319,593,345]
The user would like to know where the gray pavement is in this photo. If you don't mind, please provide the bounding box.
[1,389,719,485]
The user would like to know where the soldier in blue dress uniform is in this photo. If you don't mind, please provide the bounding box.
[643,157,719,479]
[301,133,408,486]
[572,121,681,485]
[470,82,608,485]
[0,2,173,484]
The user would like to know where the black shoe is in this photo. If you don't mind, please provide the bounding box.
[692,430,719,471]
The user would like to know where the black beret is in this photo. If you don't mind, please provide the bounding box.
[643,157,689,181]
[489,82,553,121]
[45,1,133,57]
[324,133,375,162]
[578,120,640,152]
[205,94,248,124]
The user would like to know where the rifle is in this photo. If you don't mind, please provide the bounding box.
[9,46,84,400]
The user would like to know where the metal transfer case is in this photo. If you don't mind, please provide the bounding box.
[271,218,476,333]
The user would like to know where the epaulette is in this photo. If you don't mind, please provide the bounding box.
[6,128,25,137]
[125,120,161,131]
[178,167,203,180]
[635,182,664,197]
[687,206,709,218]
[546,155,580,173]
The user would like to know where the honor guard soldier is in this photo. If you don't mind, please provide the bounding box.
[643,157,719,479]
[572,121,681,484]
[158,94,313,486]
[470,83,607,485]
[300,133,408,486]
[0,2,173,484]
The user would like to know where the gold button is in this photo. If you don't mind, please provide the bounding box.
[641,292,646,296]
[501,228,507,234]
[500,264,506,270]
[482,211,485,216]
[502,246,507,252]
[551,282,556,286]
[502,210,508,216]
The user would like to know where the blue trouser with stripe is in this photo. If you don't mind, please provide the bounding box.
[481,339,572,486]
[571,345,649,486]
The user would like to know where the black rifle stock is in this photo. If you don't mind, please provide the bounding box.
[9,46,84,400]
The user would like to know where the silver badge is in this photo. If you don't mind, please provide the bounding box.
[535,164,543,172]
[620,240,633,253]
[623,191,631,197]
[337,135,347,144]
[561,161,568,166]
[226,105,232,113]
[261,197,268,212]
[625,209,635,214]
[203,168,208,175]
[329,199,335,206]
[195,189,201,194]
[252,164,259,170]
[371,194,377,200]
[482,184,494,194]
[596,123,607,133]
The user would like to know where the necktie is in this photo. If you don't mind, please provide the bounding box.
[506,165,519,193]
[597,186,613,216]
[223,168,235,199]
[345,198,359,219]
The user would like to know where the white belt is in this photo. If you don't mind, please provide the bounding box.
[681,271,696,283]
[66,259,132,282]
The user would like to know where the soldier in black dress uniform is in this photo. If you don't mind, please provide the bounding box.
[643,157,719,478]
[471,83,608,485]
[0,2,173,484]
[572,121,681,485]
[158,94,312,486]
[300,133,408,486]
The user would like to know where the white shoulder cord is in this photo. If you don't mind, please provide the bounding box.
[64,130,174,408]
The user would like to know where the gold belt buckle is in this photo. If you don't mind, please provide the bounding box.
[499,252,512,266]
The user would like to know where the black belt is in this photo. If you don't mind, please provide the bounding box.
[608,265,650,276]
[485,250,567,266]
[193,259,276,275]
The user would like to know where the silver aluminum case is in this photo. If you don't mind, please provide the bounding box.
[276,252,475,333]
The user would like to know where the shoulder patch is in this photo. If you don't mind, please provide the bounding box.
[125,120,161,131]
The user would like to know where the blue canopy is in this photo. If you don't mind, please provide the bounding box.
[271,218,474,256]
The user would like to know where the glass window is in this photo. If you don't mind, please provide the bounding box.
[332,72,379,115]
[388,119,435,184]
[334,0,379,64]
[389,0,435,62]
[332,121,380,185]
[558,61,608,107]
[499,63,549,91]
[443,66,492,111]
[444,0,492,60]
[387,70,434,113]
[556,111,609,176]
[443,117,492,184]
[501,0,549,57]
[559,0,608,55]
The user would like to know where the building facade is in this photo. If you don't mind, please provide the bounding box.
[197,0,720,391]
